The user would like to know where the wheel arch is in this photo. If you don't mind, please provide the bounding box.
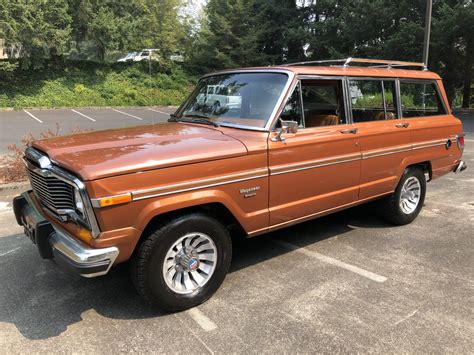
[405,160,432,181]
[396,158,433,188]
[134,202,247,255]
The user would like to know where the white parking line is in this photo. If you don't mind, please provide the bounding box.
[148,108,171,116]
[274,240,387,283]
[23,109,43,123]
[186,308,218,331]
[174,314,214,354]
[71,109,96,122]
[0,247,20,257]
[112,108,143,120]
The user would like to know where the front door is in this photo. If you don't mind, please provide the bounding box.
[268,78,361,226]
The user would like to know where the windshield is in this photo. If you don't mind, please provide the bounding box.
[177,72,289,129]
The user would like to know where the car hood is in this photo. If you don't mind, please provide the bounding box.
[32,123,248,180]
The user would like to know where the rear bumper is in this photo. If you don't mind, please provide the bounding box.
[454,160,467,174]
[13,191,119,278]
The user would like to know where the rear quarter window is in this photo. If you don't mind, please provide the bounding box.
[400,81,446,118]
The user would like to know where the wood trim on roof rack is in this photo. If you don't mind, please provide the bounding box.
[282,57,427,70]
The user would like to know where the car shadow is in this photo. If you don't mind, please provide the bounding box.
[0,204,393,340]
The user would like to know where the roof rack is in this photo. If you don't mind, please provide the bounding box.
[282,57,427,70]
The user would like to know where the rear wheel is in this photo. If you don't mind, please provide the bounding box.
[379,167,426,225]
[131,213,232,312]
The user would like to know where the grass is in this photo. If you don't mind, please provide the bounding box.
[0,60,194,109]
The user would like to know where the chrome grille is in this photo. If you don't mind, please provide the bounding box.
[27,168,75,213]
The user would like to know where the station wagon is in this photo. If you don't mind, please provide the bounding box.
[14,58,466,311]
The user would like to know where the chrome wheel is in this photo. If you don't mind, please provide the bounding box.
[163,233,217,294]
[399,176,421,214]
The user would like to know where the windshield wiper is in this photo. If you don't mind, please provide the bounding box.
[169,114,219,127]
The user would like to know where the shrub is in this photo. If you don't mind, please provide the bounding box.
[0,60,195,109]
[0,124,92,183]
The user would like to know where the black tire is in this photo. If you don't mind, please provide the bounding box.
[379,167,426,225]
[131,213,232,312]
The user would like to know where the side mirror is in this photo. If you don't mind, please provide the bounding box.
[271,119,298,142]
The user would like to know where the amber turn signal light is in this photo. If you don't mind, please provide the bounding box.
[94,193,132,207]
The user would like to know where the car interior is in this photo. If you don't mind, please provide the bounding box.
[350,80,398,122]
[279,80,346,128]
[276,78,447,130]
[399,82,446,118]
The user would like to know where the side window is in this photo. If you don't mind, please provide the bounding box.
[301,80,346,127]
[400,81,446,117]
[280,83,303,126]
[349,80,398,122]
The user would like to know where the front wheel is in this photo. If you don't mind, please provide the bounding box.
[379,167,426,225]
[131,213,232,312]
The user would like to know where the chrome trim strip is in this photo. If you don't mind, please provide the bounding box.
[395,79,402,119]
[265,71,296,131]
[132,169,269,201]
[270,153,361,176]
[248,191,393,236]
[412,140,446,150]
[362,148,412,159]
[269,78,299,131]
[24,147,101,238]
[362,144,413,159]
[129,136,453,202]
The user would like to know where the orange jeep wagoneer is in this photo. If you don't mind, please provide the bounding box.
[14,58,466,311]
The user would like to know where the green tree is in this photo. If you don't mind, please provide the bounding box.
[431,0,473,107]
[0,0,72,68]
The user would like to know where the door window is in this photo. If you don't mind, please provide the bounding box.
[301,80,346,127]
[349,80,398,122]
[400,81,446,117]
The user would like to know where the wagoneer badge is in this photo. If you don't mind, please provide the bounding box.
[240,186,260,198]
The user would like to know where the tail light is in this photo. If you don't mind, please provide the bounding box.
[457,134,465,150]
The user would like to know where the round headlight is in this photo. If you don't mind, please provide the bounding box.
[74,188,85,217]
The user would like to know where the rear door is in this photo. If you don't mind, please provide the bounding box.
[399,80,459,179]
[268,77,361,226]
[349,78,412,199]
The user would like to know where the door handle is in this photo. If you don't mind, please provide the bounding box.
[395,122,409,128]
[340,128,358,134]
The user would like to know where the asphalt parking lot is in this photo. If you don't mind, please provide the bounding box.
[0,111,472,352]
[0,107,175,154]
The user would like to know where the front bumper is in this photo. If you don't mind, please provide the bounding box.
[13,191,119,278]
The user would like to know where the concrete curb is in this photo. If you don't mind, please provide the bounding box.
[0,181,30,192]
[0,106,178,112]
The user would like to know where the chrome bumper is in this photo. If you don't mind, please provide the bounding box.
[454,160,467,174]
[13,191,118,278]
